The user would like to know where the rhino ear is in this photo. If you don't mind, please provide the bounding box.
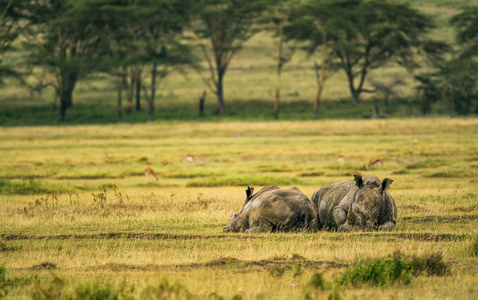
[354,174,364,188]
[229,209,235,220]
[381,178,393,193]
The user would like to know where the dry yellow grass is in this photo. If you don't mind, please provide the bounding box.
[0,119,477,299]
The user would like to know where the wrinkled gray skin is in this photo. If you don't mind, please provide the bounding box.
[223,185,318,233]
[311,175,397,231]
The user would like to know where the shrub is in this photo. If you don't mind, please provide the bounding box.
[336,253,413,287]
[74,281,129,300]
[335,252,450,287]
[141,278,192,300]
[411,252,450,276]
[0,264,6,285]
[468,233,478,257]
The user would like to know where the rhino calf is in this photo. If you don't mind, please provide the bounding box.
[223,185,318,233]
[311,175,397,231]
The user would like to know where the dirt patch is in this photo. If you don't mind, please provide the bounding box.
[31,262,57,270]
[357,232,468,242]
[86,255,345,273]
[0,232,260,241]
[400,214,478,224]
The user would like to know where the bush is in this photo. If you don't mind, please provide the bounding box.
[469,233,478,257]
[336,253,413,287]
[335,252,450,287]
[0,264,6,285]
[141,278,192,300]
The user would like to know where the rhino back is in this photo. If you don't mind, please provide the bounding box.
[313,180,357,229]
[249,187,317,231]
[240,185,280,214]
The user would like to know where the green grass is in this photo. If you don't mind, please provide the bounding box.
[335,252,450,287]
[0,119,477,299]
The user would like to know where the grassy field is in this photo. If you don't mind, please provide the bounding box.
[0,118,477,299]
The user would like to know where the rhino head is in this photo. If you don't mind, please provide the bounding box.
[338,175,395,231]
[223,187,254,232]
[223,209,244,232]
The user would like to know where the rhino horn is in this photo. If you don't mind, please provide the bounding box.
[229,209,235,220]
[381,178,393,192]
[354,174,364,188]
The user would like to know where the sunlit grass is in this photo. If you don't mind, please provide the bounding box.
[0,119,477,298]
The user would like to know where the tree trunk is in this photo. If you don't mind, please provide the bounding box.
[135,73,141,111]
[130,70,135,108]
[148,61,157,122]
[274,76,281,120]
[373,99,379,118]
[384,94,390,114]
[58,87,73,122]
[217,73,225,115]
[199,91,207,115]
[314,82,325,120]
[346,72,360,104]
[122,66,132,114]
[117,81,122,123]
[274,21,285,120]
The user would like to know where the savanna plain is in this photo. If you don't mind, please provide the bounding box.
[0,119,477,299]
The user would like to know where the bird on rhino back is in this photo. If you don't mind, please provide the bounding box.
[311,175,397,231]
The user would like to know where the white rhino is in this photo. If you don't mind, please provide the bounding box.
[311,175,397,231]
[224,185,318,233]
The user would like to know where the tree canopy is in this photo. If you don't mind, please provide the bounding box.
[288,0,449,104]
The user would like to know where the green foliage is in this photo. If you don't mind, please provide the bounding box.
[468,233,478,257]
[0,263,5,285]
[415,58,478,115]
[0,179,63,195]
[450,6,478,59]
[307,273,328,291]
[32,276,135,300]
[336,253,413,287]
[287,0,448,103]
[74,280,134,300]
[335,252,450,287]
[410,252,450,276]
[141,278,192,300]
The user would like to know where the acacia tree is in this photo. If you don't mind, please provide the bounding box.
[135,0,193,122]
[294,0,448,105]
[413,7,478,116]
[285,3,336,119]
[93,1,145,122]
[26,0,107,121]
[450,6,478,59]
[192,0,265,115]
[0,0,31,85]
[264,0,297,119]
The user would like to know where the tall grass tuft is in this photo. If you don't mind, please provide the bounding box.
[0,264,5,285]
[335,252,450,287]
[411,252,450,276]
[141,278,192,300]
[468,233,478,257]
[32,275,135,300]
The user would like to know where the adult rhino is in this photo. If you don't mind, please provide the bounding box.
[311,175,397,231]
[223,185,318,233]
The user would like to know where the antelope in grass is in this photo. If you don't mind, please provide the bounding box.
[336,155,345,164]
[365,158,383,170]
[144,167,158,181]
